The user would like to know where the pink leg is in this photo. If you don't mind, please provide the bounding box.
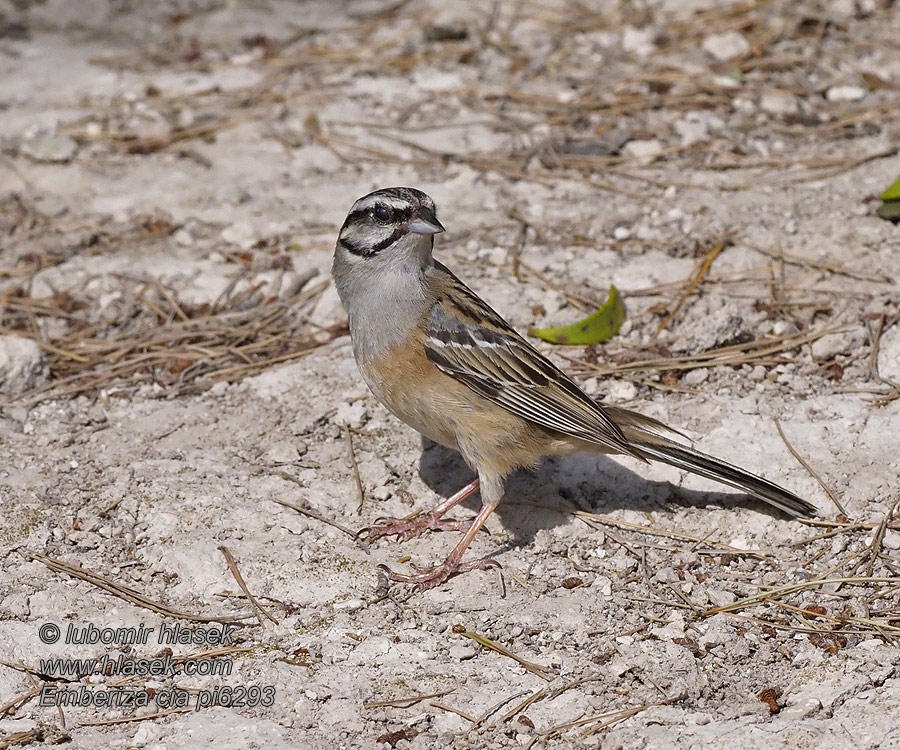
[385,497,501,591]
[361,478,481,542]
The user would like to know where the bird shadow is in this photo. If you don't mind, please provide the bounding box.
[416,436,792,552]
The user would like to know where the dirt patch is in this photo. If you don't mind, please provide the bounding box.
[1,1,899,748]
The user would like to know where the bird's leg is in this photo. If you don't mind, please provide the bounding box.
[385,496,501,591]
[383,472,504,591]
[360,478,480,542]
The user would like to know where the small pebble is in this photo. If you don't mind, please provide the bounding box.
[20,133,78,163]
[749,365,767,381]
[702,31,750,61]
[683,369,709,385]
[760,90,799,116]
[449,643,477,660]
[623,139,662,164]
[826,85,866,102]
[607,380,637,401]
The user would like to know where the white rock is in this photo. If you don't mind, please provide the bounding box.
[0,335,48,396]
[266,441,302,464]
[877,322,900,382]
[622,26,656,57]
[712,74,741,89]
[683,368,709,385]
[674,112,719,146]
[749,365,767,381]
[760,90,799,116]
[623,139,663,164]
[173,228,194,246]
[826,85,866,102]
[606,380,637,401]
[335,400,368,429]
[702,31,750,61]
[705,587,736,607]
[650,611,686,640]
[20,133,78,163]
[133,720,165,746]
[830,0,857,17]
[593,575,613,596]
[811,331,853,361]
[883,530,900,551]
[221,221,259,249]
[449,642,477,660]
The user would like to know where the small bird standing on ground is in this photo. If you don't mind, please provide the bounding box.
[332,187,816,590]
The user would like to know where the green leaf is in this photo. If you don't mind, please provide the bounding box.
[529,285,626,345]
[881,175,900,202]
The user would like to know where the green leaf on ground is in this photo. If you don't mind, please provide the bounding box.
[880,175,900,202]
[529,285,626,345]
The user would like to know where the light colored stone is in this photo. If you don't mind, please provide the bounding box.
[221,221,259,249]
[0,335,48,397]
[20,133,78,163]
[702,31,750,61]
[877,322,900,382]
[622,26,656,57]
[760,90,800,116]
[749,365,767,381]
[683,368,709,385]
[826,85,866,102]
[449,642,477,660]
[674,114,708,146]
[623,139,662,164]
[334,400,367,429]
[706,588,736,607]
[811,331,853,361]
[173,228,194,246]
[266,441,302,464]
[607,380,637,401]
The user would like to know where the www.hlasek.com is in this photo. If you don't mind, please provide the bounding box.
[36,621,275,712]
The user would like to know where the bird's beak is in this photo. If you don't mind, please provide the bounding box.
[408,206,445,235]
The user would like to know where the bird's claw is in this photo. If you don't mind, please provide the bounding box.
[379,556,500,592]
[359,512,475,543]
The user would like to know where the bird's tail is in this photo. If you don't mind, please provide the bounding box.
[604,406,816,518]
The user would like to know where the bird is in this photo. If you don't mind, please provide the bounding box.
[332,186,817,590]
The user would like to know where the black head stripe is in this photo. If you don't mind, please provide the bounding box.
[339,236,370,257]
[368,226,406,254]
[339,226,407,257]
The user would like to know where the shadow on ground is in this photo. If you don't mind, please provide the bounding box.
[417,436,795,552]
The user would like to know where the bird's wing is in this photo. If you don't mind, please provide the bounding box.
[424,262,641,458]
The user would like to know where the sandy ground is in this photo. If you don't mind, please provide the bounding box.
[2,1,900,748]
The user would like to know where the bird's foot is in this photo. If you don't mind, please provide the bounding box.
[380,556,500,591]
[360,512,475,543]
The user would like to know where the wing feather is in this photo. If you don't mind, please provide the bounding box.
[424,263,641,458]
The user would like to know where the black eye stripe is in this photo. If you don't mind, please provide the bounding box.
[338,236,369,257]
[344,206,414,226]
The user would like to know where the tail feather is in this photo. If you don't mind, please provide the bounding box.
[605,407,816,518]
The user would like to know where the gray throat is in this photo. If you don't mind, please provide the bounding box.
[334,247,433,363]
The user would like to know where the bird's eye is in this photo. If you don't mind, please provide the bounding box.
[372,204,393,222]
